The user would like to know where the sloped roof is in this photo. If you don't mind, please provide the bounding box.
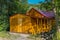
[36,9,55,18]
[27,8,55,18]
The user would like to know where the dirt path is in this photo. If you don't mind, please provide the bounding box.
[0,32,46,40]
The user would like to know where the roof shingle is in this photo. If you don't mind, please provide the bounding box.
[32,8,55,18]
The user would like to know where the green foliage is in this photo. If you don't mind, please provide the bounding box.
[39,0,54,11]
[0,0,29,31]
[0,14,9,31]
[0,0,60,40]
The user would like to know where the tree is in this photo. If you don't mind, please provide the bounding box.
[0,0,29,31]
[39,0,54,11]
[0,0,10,31]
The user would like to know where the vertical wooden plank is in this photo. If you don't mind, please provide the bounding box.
[50,19,52,31]
[47,19,51,32]
[41,18,42,32]
[17,17,19,32]
[17,24,18,32]
[37,18,38,34]
[44,18,45,32]
[30,18,32,34]
[46,18,48,32]
[36,18,39,33]
[17,25,19,32]
[42,18,45,32]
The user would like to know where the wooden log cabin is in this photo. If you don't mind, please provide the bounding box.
[10,8,55,35]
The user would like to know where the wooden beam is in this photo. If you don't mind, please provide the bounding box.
[41,18,42,32]
[37,18,38,27]
[44,18,45,32]
[50,20,52,30]
[36,18,38,34]
[46,18,48,32]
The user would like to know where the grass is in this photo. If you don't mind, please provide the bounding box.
[57,30,60,40]
[0,31,7,38]
[0,31,20,40]
[0,30,60,40]
[52,27,60,40]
